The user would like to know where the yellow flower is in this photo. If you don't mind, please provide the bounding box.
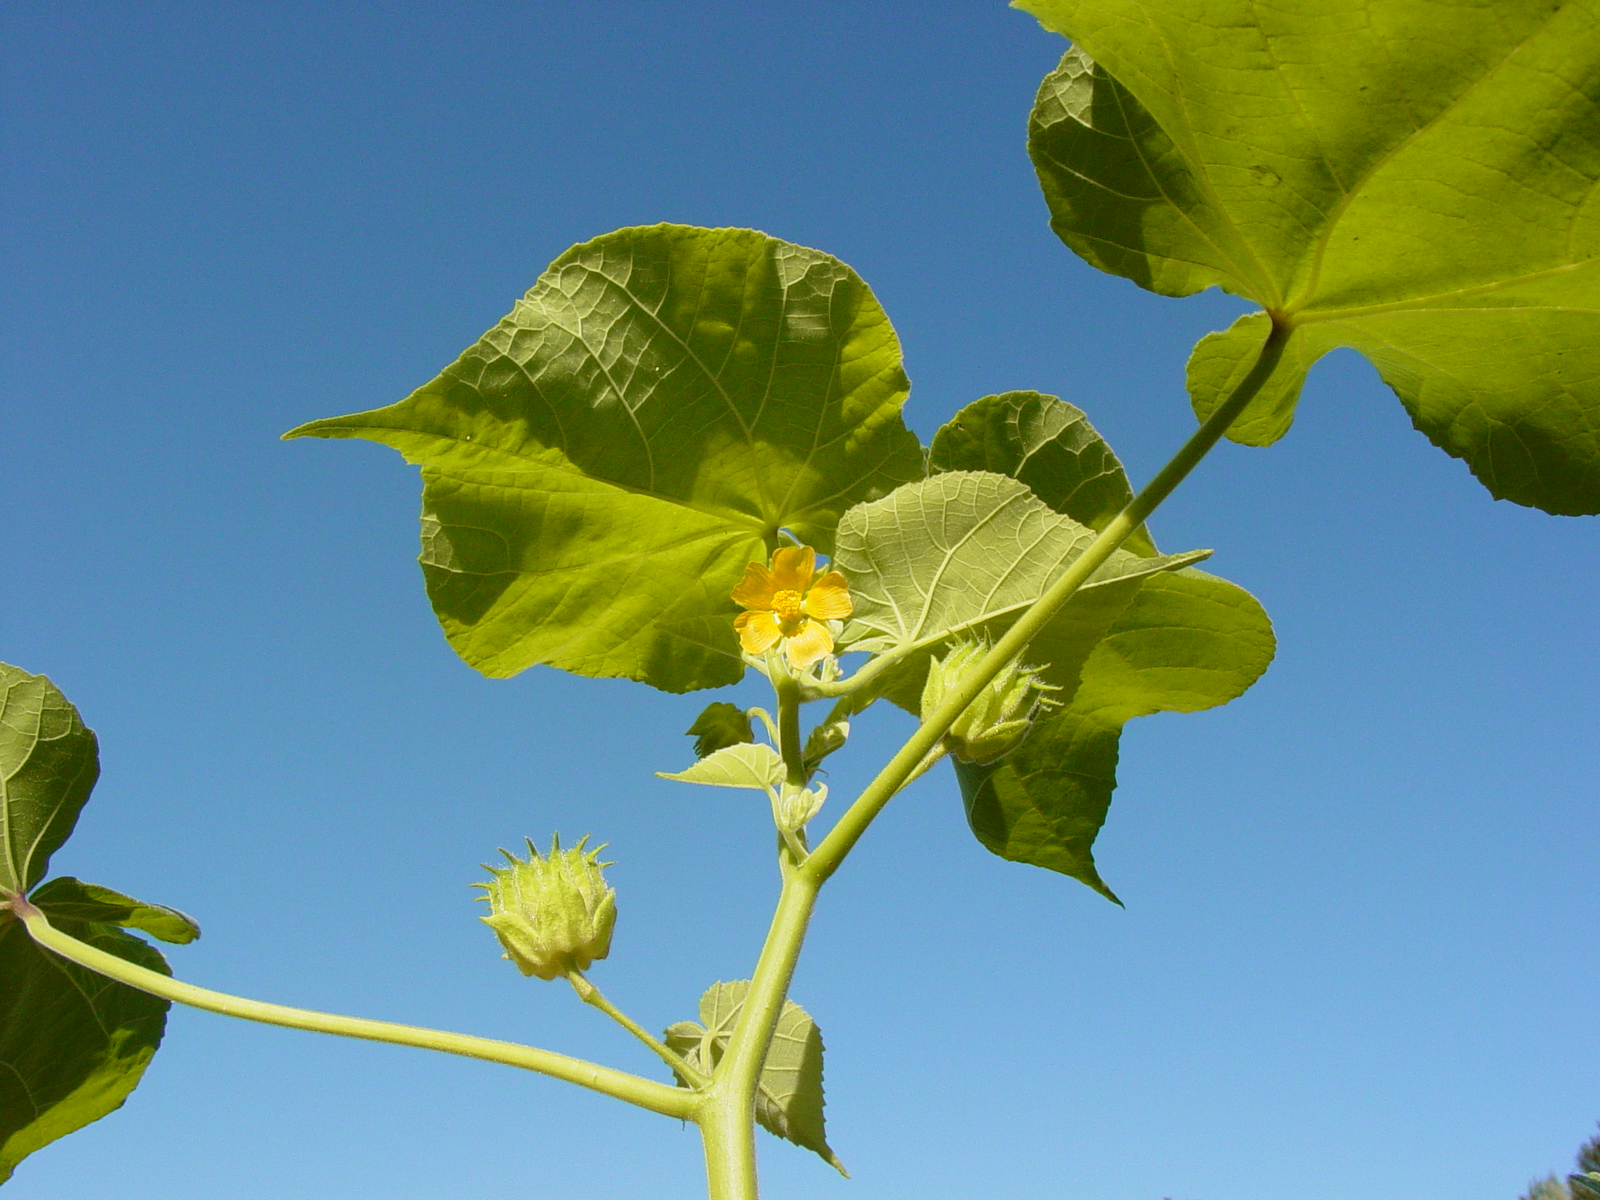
[732,545,853,669]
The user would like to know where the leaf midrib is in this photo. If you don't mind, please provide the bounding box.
[851,549,1210,659]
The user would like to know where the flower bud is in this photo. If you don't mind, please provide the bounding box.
[921,638,1059,764]
[776,781,827,833]
[475,835,616,980]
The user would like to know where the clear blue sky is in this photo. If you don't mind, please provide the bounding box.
[3,3,1595,1198]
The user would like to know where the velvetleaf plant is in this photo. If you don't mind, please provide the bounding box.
[1,2,1596,1195]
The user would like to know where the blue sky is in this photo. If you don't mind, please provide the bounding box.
[3,3,1596,1197]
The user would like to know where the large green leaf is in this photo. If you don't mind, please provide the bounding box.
[0,914,171,1185]
[927,390,1155,554]
[956,568,1275,900]
[1022,2,1600,515]
[916,397,1274,897]
[288,224,925,691]
[0,665,98,897]
[663,981,844,1176]
[832,470,1208,664]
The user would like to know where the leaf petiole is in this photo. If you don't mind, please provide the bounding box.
[564,968,708,1088]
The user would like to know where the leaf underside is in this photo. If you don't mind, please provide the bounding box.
[0,665,99,897]
[0,915,171,1185]
[657,742,784,791]
[288,224,924,691]
[29,878,200,946]
[916,396,1274,897]
[0,662,194,1181]
[1022,0,1600,515]
[664,980,845,1176]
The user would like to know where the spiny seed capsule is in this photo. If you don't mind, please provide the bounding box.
[921,638,1060,764]
[474,835,616,981]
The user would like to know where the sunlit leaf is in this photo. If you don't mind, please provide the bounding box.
[29,879,199,946]
[833,471,1207,664]
[288,224,924,690]
[657,743,783,791]
[664,981,845,1176]
[916,399,1275,896]
[0,664,192,1178]
[0,665,98,897]
[928,390,1155,553]
[0,914,170,1184]
[956,569,1275,899]
[1022,2,1600,515]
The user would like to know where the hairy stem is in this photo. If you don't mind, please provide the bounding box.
[10,896,697,1121]
[566,967,708,1088]
[773,672,807,787]
[804,317,1291,885]
[699,868,819,1200]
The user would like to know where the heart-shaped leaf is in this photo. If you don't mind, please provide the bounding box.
[1022,2,1600,515]
[833,471,1208,664]
[956,568,1275,900]
[927,390,1155,553]
[664,981,844,1176]
[657,743,784,791]
[0,663,195,1178]
[0,665,99,897]
[0,914,171,1184]
[915,397,1275,897]
[288,224,924,691]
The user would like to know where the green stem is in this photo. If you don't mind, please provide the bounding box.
[566,968,708,1088]
[693,319,1291,1197]
[10,896,697,1121]
[700,1084,760,1200]
[773,672,807,788]
[804,316,1290,886]
[699,869,819,1200]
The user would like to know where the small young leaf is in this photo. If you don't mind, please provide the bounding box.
[0,664,99,898]
[657,743,784,791]
[685,703,754,759]
[29,878,200,946]
[287,224,925,690]
[928,391,1155,554]
[802,718,849,770]
[1023,4,1600,514]
[663,981,845,1176]
[0,914,171,1184]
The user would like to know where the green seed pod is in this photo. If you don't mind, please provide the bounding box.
[921,638,1059,764]
[475,835,616,980]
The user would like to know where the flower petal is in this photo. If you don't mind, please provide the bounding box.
[735,609,782,654]
[784,619,833,669]
[731,561,777,610]
[803,571,853,620]
[769,545,816,593]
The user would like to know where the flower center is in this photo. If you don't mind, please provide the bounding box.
[771,589,805,626]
